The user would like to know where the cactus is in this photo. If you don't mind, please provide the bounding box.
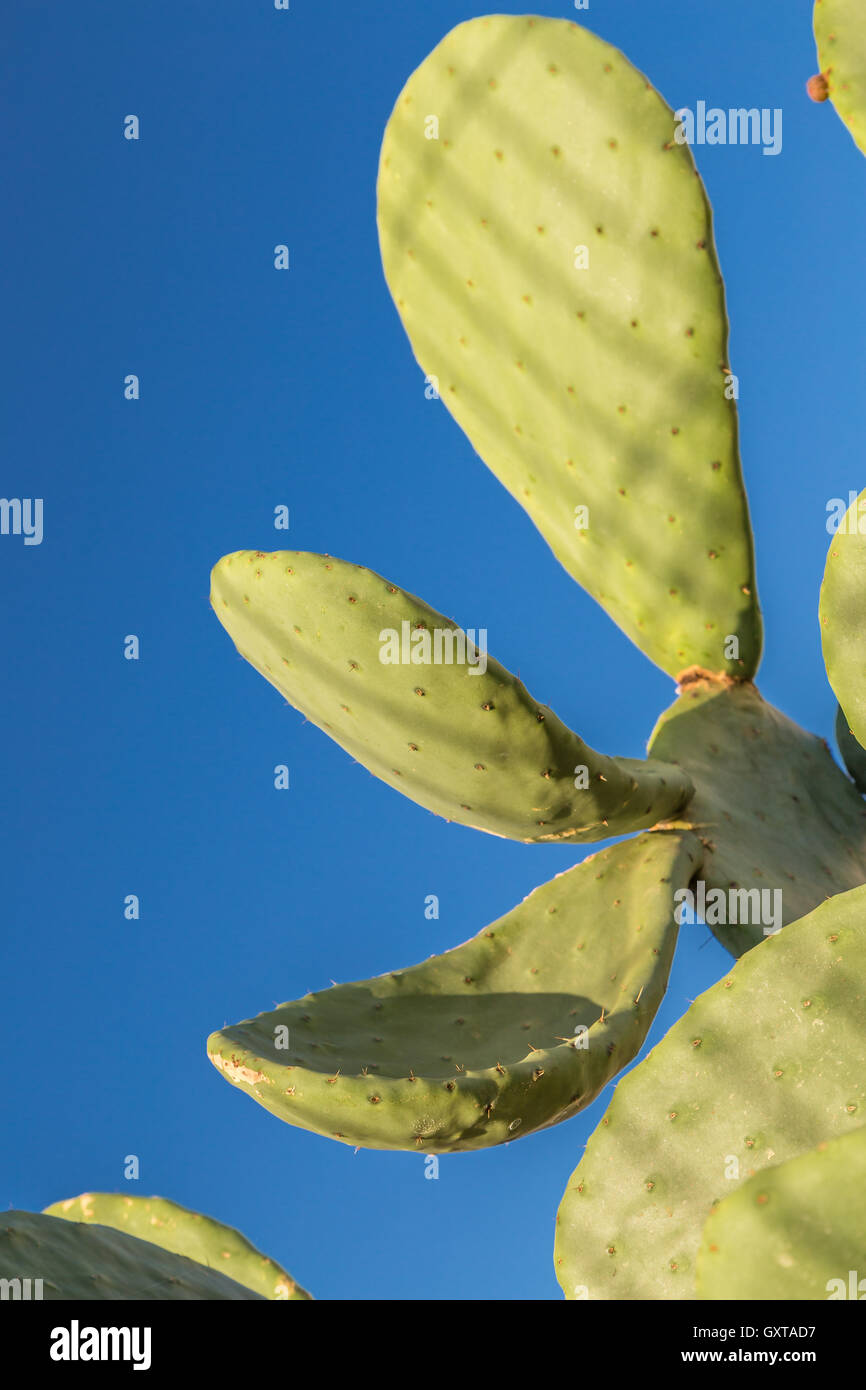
[0,1210,265,1300]
[647,676,866,953]
[20,11,858,1304]
[811,0,866,154]
[208,831,701,1151]
[835,705,866,793]
[43,1193,311,1300]
[554,884,866,1300]
[695,1127,866,1300]
[9,0,866,1315]
[211,550,693,842]
[377,14,761,681]
[821,488,866,750]
[208,14,866,1174]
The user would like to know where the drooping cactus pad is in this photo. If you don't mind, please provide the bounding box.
[208,831,702,1153]
[211,549,694,842]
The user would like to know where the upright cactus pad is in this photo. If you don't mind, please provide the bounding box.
[554,884,866,1300]
[813,0,866,154]
[696,1126,866,1300]
[43,1193,311,1301]
[647,676,866,953]
[0,1210,264,1300]
[208,831,702,1153]
[211,550,693,842]
[378,14,761,679]
[821,488,866,750]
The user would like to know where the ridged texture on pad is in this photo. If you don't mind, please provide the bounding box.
[0,1210,263,1300]
[696,1126,866,1300]
[836,703,866,793]
[814,0,866,154]
[43,1193,310,1301]
[208,831,702,1153]
[648,677,866,955]
[377,14,761,679]
[554,884,866,1300]
[211,550,693,842]
[821,489,866,749]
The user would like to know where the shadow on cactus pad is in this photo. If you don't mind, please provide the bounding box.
[0,1211,265,1301]
[211,549,693,843]
[208,832,702,1152]
[43,1193,311,1300]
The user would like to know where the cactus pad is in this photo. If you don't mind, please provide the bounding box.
[0,1210,264,1300]
[554,883,866,1299]
[43,1193,310,1300]
[208,831,702,1153]
[696,1126,866,1300]
[377,14,761,679]
[835,704,866,793]
[647,675,866,954]
[821,488,866,750]
[813,0,866,154]
[211,550,693,842]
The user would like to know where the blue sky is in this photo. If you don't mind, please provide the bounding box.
[2,0,863,1300]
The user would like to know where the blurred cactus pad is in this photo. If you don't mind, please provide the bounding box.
[204,14,866,1297]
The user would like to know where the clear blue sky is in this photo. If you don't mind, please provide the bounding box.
[2,0,863,1301]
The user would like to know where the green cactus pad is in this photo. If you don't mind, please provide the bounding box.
[0,1210,264,1300]
[647,676,866,955]
[820,489,866,750]
[43,1193,310,1301]
[836,704,866,793]
[696,1126,866,1300]
[377,14,761,679]
[211,550,693,842]
[555,883,866,1300]
[814,0,866,155]
[208,831,702,1153]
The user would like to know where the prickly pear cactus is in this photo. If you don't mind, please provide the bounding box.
[836,705,866,793]
[378,14,761,681]
[821,487,866,751]
[211,550,693,843]
[43,1193,311,1300]
[208,832,701,1152]
[647,676,866,953]
[201,11,866,1300]
[0,1210,265,1300]
[695,1126,866,1300]
[554,885,866,1299]
[811,0,866,154]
